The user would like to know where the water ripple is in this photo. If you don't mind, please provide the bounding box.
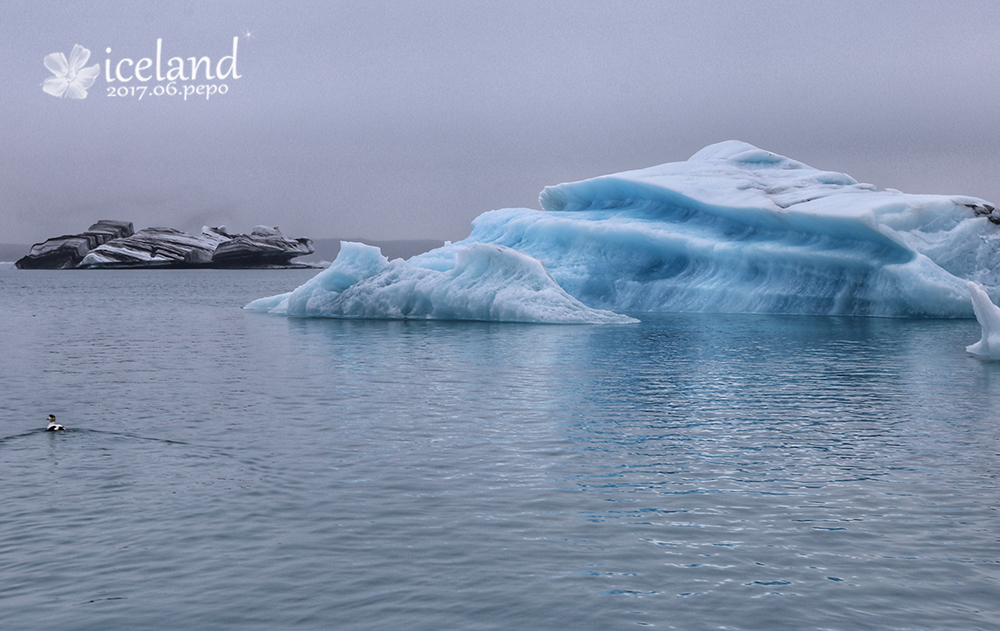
[1,271,999,630]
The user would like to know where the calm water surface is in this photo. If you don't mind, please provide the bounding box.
[1,268,998,630]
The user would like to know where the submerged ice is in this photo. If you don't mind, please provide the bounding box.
[248,141,1000,323]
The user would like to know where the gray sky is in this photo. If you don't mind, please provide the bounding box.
[2,0,999,245]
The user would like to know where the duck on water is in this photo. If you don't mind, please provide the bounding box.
[46,414,65,431]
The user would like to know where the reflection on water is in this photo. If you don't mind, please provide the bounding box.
[1,269,999,630]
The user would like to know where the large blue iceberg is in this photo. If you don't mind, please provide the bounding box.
[247,141,1000,322]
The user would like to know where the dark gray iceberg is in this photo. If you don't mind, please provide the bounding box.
[78,227,226,267]
[16,222,315,269]
[15,220,135,269]
[210,226,316,267]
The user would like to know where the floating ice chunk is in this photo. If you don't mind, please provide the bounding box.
[410,140,1000,317]
[77,225,313,268]
[251,141,1000,320]
[245,241,636,324]
[966,282,1000,358]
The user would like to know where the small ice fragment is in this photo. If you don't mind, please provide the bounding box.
[966,281,1000,358]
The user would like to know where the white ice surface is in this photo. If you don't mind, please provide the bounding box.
[966,282,1000,357]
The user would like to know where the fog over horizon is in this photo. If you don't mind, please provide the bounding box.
[3,1,1000,246]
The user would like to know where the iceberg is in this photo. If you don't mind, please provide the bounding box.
[15,220,134,269]
[415,141,1000,317]
[17,222,315,269]
[966,282,1000,358]
[80,225,314,268]
[244,241,636,324]
[80,226,228,267]
[249,140,1000,322]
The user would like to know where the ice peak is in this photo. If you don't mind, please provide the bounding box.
[540,140,864,214]
[688,140,807,171]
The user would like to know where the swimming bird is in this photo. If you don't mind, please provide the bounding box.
[46,414,65,431]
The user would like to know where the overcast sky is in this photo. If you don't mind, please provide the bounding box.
[2,1,999,245]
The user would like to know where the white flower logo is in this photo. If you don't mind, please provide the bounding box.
[42,44,100,99]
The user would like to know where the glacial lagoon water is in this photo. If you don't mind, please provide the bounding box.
[1,267,998,630]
